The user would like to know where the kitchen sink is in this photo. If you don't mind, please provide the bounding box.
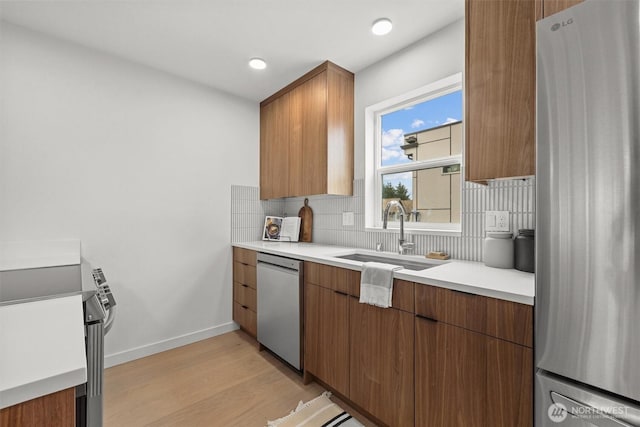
[335,253,440,271]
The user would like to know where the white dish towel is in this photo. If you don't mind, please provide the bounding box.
[359,262,402,308]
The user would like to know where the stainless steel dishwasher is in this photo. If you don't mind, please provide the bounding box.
[256,252,303,371]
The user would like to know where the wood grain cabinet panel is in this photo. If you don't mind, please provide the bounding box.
[349,298,414,427]
[415,318,533,427]
[233,247,257,266]
[465,0,540,182]
[291,73,328,197]
[260,61,354,199]
[260,93,290,200]
[232,248,258,337]
[542,0,582,17]
[233,302,257,337]
[304,283,350,397]
[486,298,533,347]
[416,318,486,427]
[232,262,256,289]
[486,338,533,427]
[304,261,357,294]
[0,387,75,427]
[415,283,533,347]
[233,282,256,312]
[416,285,487,334]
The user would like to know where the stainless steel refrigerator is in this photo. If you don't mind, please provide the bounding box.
[536,0,640,426]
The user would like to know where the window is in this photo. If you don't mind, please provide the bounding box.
[365,73,463,233]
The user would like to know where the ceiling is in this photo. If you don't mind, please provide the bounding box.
[0,0,464,102]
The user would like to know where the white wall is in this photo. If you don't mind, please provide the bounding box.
[354,19,465,178]
[0,22,259,365]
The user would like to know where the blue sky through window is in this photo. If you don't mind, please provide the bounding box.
[380,90,462,199]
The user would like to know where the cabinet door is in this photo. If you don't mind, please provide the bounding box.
[465,0,539,181]
[260,93,290,199]
[0,387,75,427]
[486,338,533,427]
[415,318,533,427]
[350,299,414,426]
[289,73,328,197]
[542,0,582,18]
[304,283,350,397]
[233,302,257,337]
[415,318,485,427]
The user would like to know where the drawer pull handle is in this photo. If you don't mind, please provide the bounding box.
[242,284,249,288]
[452,289,475,297]
[241,305,248,309]
[416,314,438,323]
[334,290,348,296]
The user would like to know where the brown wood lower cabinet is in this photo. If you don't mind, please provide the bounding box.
[415,317,532,427]
[349,298,414,427]
[0,387,75,427]
[232,248,257,337]
[300,262,533,426]
[416,318,485,427]
[486,337,533,426]
[304,283,350,397]
[232,302,257,337]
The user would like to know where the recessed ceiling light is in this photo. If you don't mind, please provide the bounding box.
[249,58,267,70]
[371,18,393,36]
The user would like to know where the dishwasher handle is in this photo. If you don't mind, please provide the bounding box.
[257,252,302,271]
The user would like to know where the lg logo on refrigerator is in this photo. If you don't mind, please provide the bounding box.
[551,18,574,31]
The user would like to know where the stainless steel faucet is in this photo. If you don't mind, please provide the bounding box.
[382,200,415,255]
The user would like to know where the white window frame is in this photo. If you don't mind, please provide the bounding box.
[364,73,463,235]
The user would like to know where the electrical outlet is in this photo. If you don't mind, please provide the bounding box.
[485,211,510,232]
[342,211,354,226]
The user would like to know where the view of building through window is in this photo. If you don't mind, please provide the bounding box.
[379,90,462,224]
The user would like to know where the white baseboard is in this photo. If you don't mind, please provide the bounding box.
[104,322,239,368]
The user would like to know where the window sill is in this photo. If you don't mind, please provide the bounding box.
[365,227,462,237]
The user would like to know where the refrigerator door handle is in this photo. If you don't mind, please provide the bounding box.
[551,392,634,427]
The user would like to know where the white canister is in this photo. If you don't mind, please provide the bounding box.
[483,232,514,269]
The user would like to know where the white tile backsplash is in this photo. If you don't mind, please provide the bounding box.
[231,178,535,262]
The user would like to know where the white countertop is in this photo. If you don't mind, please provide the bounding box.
[233,241,535,305]
[0,294,87,409]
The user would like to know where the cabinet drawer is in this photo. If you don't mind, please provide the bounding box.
[233,247,257,266]
[487,298,533,348]
[233,281,257,312]
[304,262,357,294]
[415,283,533,347]
[233,302,257,337]
[350,279,414,313]
[415,284,486,332]
[233,262,256,289]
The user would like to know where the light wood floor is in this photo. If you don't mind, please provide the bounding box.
[104,330,377,426]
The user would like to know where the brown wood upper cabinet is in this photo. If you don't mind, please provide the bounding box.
[465,0,540,182]
[541,0,583,18]
[260,61,354,199]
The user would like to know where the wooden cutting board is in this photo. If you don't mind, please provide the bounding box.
[298,198,313,242]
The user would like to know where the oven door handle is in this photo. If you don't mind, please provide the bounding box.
[103,306,116,335]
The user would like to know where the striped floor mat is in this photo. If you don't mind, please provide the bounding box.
[267,392,364,427]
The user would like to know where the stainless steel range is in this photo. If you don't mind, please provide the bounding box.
[0,264,116,427]
[76,268,116,427]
